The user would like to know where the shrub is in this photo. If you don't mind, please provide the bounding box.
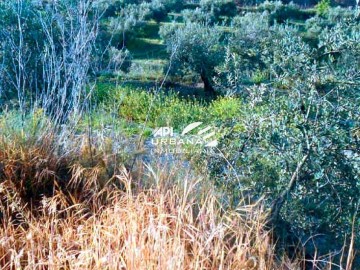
[182,8,213,24]
[148,1,168,22]
[209,97,242,122]
[326,5,357,21]
[257,1,315,24]
[116,88,207,129]
[200,0,238,21]
[316,0,331,16]
[109,47,133,73]
[210,16,360,258]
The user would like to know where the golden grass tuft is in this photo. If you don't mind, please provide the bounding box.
[0,137,301,270]
[0,169,300,270]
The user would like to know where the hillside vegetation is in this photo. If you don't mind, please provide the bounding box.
[0,0,359,269]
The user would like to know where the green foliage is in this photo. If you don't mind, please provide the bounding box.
[147,1,168,22]
[96,86,244,134]
[304,6,359,46]
[209,97,242,122]
[251,70,268,84]
[258,1,315,23]
[1,1,360,265]
[92,82,117,103]
[107,2,151,34]
[116,87,207,129]
[209,11,360,255]
[159,0,184,12]
[326,6,357,21]
[316,0,331,16]
[0,109,50,146]
[160,22,224,93]
[181,8,213,24]
[200,0,238,21]
[215,12,271,94]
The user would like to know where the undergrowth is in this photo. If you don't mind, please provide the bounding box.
[0,111,354,269]
[90,85,242,135]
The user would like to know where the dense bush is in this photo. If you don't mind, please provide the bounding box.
[210,11,360,258]
[315,0,332,16]
[116,88,207,129]
[146,1,168,22]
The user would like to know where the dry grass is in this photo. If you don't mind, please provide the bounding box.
[0,174,297,270]
[0,133,294,270]
[0,118,355,270]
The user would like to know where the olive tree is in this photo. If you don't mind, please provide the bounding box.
[214,12,271,95]
[211,13,360,258]
[160,22,224,95]
[200,0,237,21]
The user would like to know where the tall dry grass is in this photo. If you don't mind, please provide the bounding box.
[0,131,291,270]
[0,174,297,269]
[0,115,355,270]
